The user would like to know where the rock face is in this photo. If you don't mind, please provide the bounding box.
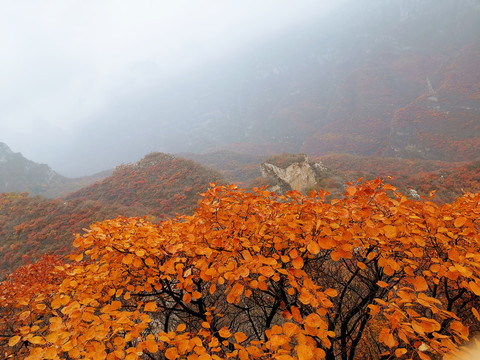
[260,154,327,194]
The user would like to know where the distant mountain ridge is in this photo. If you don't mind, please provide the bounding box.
[0,142,111,198]
[0,142,65,195]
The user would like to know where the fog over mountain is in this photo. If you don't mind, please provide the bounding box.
[0,0,342,176]
[1,0,479,176]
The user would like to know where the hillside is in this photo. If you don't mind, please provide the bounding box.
[0,151,223,278]
[0,193,142,279]
[178,151,266,186]
[0,142,111,198]
[0,142,65,195]
[65,152,223,219]
[315,153,474,202]
[384,45,480,161]
[182,150,479,203]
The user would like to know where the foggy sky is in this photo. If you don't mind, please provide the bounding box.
[0,0,342,176]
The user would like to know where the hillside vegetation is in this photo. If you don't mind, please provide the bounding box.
[0,153,223,278]
[65,153,223,219]
[0,193,141,279]
[185,151,480,204]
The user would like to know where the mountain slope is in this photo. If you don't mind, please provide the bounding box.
[0,152,223,278]
[178,151,267,187]
[384,45,480,161]
[0,193,141,279]
[0,142,66,195]
[0,142,111,198]
[65,152,223,218]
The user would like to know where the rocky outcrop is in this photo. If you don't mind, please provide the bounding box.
[260,154,327,194]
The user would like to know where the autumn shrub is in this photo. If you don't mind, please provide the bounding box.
[2,180,480,359]
[0,255,67,359]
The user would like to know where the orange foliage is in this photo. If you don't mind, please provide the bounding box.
[2,180,480,359]
[0,255,67,359]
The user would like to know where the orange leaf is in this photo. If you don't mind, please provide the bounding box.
[44,347,58,359]
[454,217,467,228]
[330,251,340,261]
[383,225,397,239]
[234,332,247,343]
[384,332,396,348]
[270,334,288,348]
[346,186,356,196]
[368,304,380,316]
[292,256,304,269]
[304,313,324,328]
[239,349,249,360]
[122,254,133,265]
[165,347,179,360]
[290,306,303,323]
[110,300,122,311]
[470,281,480,296]
[8,335,21,347]
[422,319,440,333]
[282,322,299,337]
[448,248,460,261]
[450,320,469,338]
[82,312,95,322]
[377,281,389,288]
[229,283,244,299]
[307,241,320,255]
[178,339,190,354]
[324,288,338,297]
[144,302,157,312]
[413,276,428,292]
[219,327,231,338]
[176,323,186,332]
[472,307,480,322]
[145,339,158,353]
[28,336,45,345]
[297,344,314,360]
[417,351,431,360]
[209,283,216,295]
[259,266,275,277]
[395,348,407,357]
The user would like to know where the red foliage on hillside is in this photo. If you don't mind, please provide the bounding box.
[316,153,480,203]
[65,153,223,218]
[0,193,140,279]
